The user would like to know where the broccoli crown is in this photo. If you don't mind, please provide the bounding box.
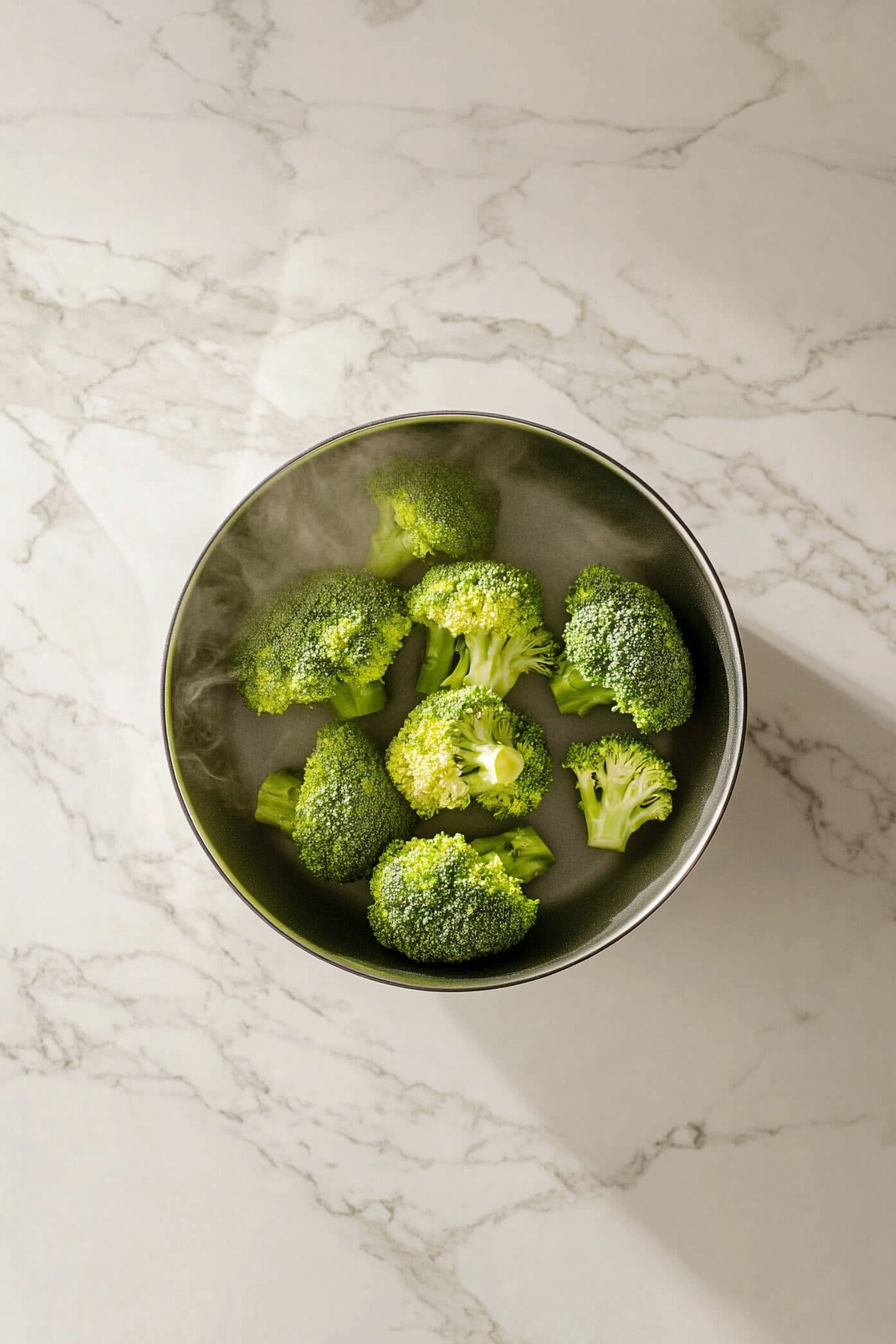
[292,722,417,882]
[408,562,557,697]
[364,457,499,578]
[407,562,544,637]
[386,685,552,820]
[230,567,411,716]
[368,832,538,963]
[559,564,695,732]
[564,733,677,852]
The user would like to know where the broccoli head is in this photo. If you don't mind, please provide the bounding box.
[407,562,557,696]
[564,734,677,853]
[368,832,538,962]
[254,722,416,882]
[230,567,411,718]
[386,685,552,821]
[469,825,556,884]
[364,456,499,579]
[550,563,695,732]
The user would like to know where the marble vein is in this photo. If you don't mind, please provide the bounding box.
[747,717,896,882]
[609,1113,876,1193]
[2,940,591,1342]
[623,427,896,652]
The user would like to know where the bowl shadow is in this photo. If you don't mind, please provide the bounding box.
[445,627,896,1339]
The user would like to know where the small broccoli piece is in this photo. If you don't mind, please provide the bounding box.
[550,563,695,732]
[255,722,416,882]
[230,567,411,718]
[407,562,557,696]
[386,686,552,821]
[368,832,538,962]
[364,457,499,579]
[470,826,556,884]
[563,735,677,853]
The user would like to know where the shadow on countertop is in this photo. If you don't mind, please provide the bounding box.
[446,627,896,1339]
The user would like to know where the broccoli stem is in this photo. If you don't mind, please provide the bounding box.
[255,770,303,835]
[447,630,555,698]
[454,714,525,793]
[550,656,615,716]
[577,788,629,851]
[327,679,388,720]
[471,826,555,883]
[442,631,507,695]
[571,768,668,852]
[466,743,525,791]
[365,501,419,579]
[416,622,460,694]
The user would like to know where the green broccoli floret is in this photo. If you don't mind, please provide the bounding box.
[364,457,499,579]
[469,825,556,884]
[407,562,557,696]
[386,685,552,820]
[563,735,677,853]
[254,722,417,882]
[230,567,411,718]
[550,564,695,732]
[368,832,539,962]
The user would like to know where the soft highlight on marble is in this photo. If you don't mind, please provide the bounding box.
[3,1,896,1341]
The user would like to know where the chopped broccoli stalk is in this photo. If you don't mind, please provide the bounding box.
[229,567,411,717]
[386,685,552,820]
[549,655,616,717]
[254,770,303,834]
[255,723,417,883]
[416,621,460,695]
[553,564,695,733]
[327,678,387,720]
[407,562,556,698]
[564,735,677,853]
[365,457,499,579]
[470,826,555,883]
[366,499,420,580]
[369,832,538,963]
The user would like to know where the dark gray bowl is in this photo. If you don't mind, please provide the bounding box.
[163,412,746,991]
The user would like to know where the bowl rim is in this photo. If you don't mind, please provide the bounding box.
[162,409,748,991]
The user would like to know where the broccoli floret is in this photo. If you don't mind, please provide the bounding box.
[470,825,556,884]
[364,457,499,579]
[230,567,411,718]
[255,722,417,882]
[386,685,552,820]
[550,564,695,732]
[563,735,677,853]
[368,832,538,962]
[407,562,557,696]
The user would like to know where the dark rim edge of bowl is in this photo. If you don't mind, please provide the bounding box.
[161,409,748,993]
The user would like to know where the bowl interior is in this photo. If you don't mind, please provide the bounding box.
[164,414,745,990]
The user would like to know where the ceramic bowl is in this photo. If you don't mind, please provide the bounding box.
[163,412,746,991]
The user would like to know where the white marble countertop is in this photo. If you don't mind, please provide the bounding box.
[3,3,896,1340]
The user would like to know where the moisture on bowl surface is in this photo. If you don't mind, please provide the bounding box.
[163,412,746,991]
